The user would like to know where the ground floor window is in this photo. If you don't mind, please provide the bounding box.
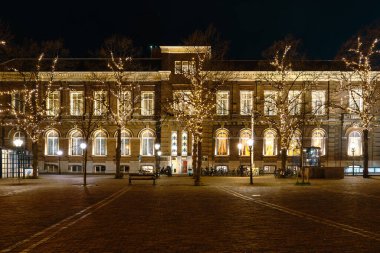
[94,165,106,173]
[263,165,276,173]
[140,165,154,174]
[69,165,82,173]
[44,164,58,173]
[120,165,130,173]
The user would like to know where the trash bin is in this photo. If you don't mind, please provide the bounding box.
[188,168,193,176]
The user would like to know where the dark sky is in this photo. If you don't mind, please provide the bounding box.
[1,0,380,59]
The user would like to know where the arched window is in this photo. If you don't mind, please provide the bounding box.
[93,130,107,156]
[239,129,252,156]
[46,130,59,156]
[263,129,277,156]
[215,129,229,156]
[120,130,131,156]
[288,130,301,156]
[140,129,155,156]
[69,130,83,156]
[311,128,326,156]
[13,131,26,146]
[348,130,362,156]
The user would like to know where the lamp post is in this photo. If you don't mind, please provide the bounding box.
[57,150,63,175]
[80,142,87,186]
[237,143,242,175]
[351,146,355,176]
[155,143,161,177]
[247,139,254,185]
[13,139,23,179]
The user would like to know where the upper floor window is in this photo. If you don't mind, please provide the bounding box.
[238,129,252,156]
[263,129,277,156]
[46,91,60,116]
[118,91,132,116]
[13,131,26,146]
[120,130,131,156]
[173,91,193,114]
[216,91,229,115]
[311,128,326,156]
[312,90,326,115]
[348,130,362,156]
[349,89,363,111]
[70,91,84,116]
[215,129,229,156]
[174,60,195,74]
[93,130,107,156]
[45,130,59,156]
[288,130,301,156]
[288,90,301,115]
[94,91,107,116]
[69,130,83,156]
[240,90,253,115]
[11,91,25,113]
[141,91,154,116]
[264,90,277,115]
[140,129,155,156]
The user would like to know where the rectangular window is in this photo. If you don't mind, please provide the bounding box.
[69,165,82,173]
[11,92,25,113]
[70,91,84,116]
[173,91,192,114]
[46,91,60,116]
[240,90,253,115]
[118,91,131,116]
[175,61,182,74]
[264,90,277,115]
[94,91,107,116]
[349,89,363,111]
[288,90,301,115]
[94,165,106,173]
[181,131,188,156]
[216,91,229,115]
[189,61,195,74]
[312,90,326,115]
[141,91,155,116]
[171,131,178,156]
[182,61,189,73]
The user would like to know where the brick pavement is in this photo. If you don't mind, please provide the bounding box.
[1,175,380,252]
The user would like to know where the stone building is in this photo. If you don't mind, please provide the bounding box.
[0,46,378,177]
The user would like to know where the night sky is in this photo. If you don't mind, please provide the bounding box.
[1,0,379,59]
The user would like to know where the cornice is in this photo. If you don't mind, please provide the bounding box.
[0,71,171,82]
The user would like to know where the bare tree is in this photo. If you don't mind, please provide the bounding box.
[259,40,320,176]
[92,35,140,179]
[335,37,380,178]
[167,26,230,185]
[0,54,60,178]
[72,89,104,186]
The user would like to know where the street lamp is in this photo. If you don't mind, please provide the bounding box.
[57,150,63,175]
[237,143,242,175]
[352,147,355,176]
[155,143,161,177]
[247,139,254,185]
[13,139,23,179]
[80,142,87,186]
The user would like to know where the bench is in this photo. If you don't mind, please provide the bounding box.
[128,173,156,185]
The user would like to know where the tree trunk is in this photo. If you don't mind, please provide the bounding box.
[194,140,202,186]
[280,148,287,177]
[363,129,369,178]
[115,128,122,179]
[32,141,38,178]
[192,141,197,180]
